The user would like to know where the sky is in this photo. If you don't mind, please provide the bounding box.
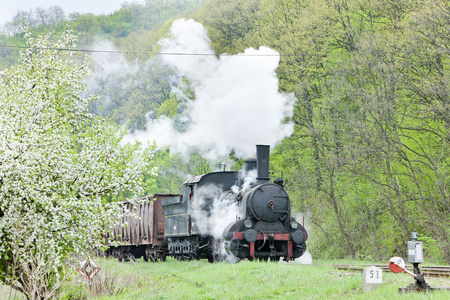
[0,0,143,25]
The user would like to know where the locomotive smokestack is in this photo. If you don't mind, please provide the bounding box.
[244,158,257,173]
[256,145,270,182]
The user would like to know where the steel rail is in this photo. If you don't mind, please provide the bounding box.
[333,264,450,277]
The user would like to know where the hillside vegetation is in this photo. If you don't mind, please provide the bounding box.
[198,0,450,264]
[1,0,449,263]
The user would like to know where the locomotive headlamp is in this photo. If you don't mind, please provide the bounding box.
[244,219,253,229]
[290,220,299,229]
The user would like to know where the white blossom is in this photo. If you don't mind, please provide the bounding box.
[0,28,154,299]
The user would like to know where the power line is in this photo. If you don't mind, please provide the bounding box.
[0,44,280,56]
[0,44,449,57]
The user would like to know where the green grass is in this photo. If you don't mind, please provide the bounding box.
[65,258,450,299]
[2,258,450,299]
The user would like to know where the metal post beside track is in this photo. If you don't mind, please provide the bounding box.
[389,232,450,293]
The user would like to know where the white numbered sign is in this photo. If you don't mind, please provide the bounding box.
[364,266,383,284]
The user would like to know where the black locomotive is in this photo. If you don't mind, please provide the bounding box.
[161,145,307,262]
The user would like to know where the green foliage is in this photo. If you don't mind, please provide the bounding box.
[149,149,187,194]
[0,34,24,70]
[420,236,446,264]
[79,0,450,265]
[1,1,203,65]
[149,148,216,194]
[0,28,153,299]
[250,0,450,262]
[2,0,449,264]
[195,0,262,54]
[86,55,183,133]
[156,94,181,119]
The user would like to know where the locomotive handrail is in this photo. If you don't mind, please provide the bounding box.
[198,241,210,249]
[272,209,289,214]
[258,231,267,251]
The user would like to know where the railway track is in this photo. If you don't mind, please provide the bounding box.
[333,264,450,277]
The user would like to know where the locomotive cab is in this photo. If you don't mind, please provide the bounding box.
[162,170,238,261]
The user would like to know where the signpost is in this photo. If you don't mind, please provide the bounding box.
[389,257,418,278]
[388,233,432,293]
[76,259,101,280]
[363,266,382,292]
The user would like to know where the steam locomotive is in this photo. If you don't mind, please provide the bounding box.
[223,145,307,261]
[106,145,307,262]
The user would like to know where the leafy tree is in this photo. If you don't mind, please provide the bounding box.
[0,33,24,70]
[255,0,449,261]
[0,29,153,299]
[3,6,66,36]
[196,0,262,54]
[397,0,450,260]
[88,57,179,132]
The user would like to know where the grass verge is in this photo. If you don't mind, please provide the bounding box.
[2,258,449,299]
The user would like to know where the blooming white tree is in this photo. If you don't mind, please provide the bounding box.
[0,29,153,299]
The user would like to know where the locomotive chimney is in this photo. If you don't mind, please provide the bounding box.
[243,158,257,173]
[256,145,270,182]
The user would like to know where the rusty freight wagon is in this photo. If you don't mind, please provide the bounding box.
[105,194,180,262]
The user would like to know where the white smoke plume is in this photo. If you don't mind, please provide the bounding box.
[124,18,295,159]
[240,169,257,193]
[293,211,313,264]
[85,40,139,95]
[190,184,242,261]
[232,168,257,194]
[190,184,241,237]
[297,250,313,264]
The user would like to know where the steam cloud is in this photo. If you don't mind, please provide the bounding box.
[84,20,310,263]
[189,169,260,261]
[85,40,138,93]
[124,18,295,158]
[190,185,240,238]
[189,184,241,261]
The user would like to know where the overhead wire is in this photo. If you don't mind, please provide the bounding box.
[0,43,449,57]
[0,44,278,56]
